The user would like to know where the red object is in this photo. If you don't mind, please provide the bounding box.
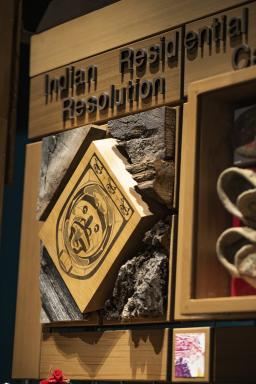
[231,277,256,296]
[231,214,256,296]
[40,369,70,384]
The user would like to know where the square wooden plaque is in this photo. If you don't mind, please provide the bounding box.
[39,138,153,313]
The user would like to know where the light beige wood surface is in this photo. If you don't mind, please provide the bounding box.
[12,143,42,379]
[175,66,256,318]
[29,29,181,138]
[39,138,154,313]
[45,311,100,327]
[185,3,256,93]
[40,329,168,380]
[172,327,211,382]
[30,0,246,77]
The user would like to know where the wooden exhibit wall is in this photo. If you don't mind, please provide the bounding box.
[13,0,256,381]
[0,0,21,230]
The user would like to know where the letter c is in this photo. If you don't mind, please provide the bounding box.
[232,44,251,70]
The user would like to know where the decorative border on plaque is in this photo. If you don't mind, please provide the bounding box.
[56,153,133,280]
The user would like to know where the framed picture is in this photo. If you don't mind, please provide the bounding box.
[172,327,210,382]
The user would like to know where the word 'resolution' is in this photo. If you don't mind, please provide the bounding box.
[44,32,180,121]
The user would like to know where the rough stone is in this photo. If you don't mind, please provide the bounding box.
[104,219,170,320]
[108,107,176,160]
[108,107,176,208]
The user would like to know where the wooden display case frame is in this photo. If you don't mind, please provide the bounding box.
[175,66,256,319]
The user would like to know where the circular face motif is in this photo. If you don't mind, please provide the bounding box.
[57,182,114,279]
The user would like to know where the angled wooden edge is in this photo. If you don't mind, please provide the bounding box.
[173,106,181,210]
[43,310,100,328]
[174,100,196,320]
[171,327,211,383]
[30,0,246,77]
[187,65,256,98]
[12,142,42,379]
[40,328,169,381]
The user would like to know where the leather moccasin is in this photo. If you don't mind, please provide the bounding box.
[216,226,256,289]
[217,167,256,227]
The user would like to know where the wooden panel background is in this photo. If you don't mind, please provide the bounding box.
[214,327,256,383]
[29,28,181,138]
[12,142,100,378]
[40,329,169,381]
[0,0,21,225]
[30,0,246,77]
[12,143,42,379]
[13,0,256,380]
[0,119,8,234]
[185,2,256,93]
[0,0,19,120]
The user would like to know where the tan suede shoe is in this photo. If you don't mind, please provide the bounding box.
[217,167,256,227]
[216,227,256,289]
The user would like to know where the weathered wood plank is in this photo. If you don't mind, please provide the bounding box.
[37,124,106,220]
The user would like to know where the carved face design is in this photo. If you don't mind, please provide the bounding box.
[59,182,114,278]
[55,153,133,281]
[67,193,107,257]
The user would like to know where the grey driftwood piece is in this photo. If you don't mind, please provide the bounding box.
[37,124,106,220]
[40,244,83,322]
[104,218,170,320]
[108,107,176,207]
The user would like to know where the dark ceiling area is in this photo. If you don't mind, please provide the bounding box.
[23,0,120,33]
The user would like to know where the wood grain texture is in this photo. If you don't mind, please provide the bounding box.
[40,329,168,381]
[185,3,256,93]
[12,143,42,379]
[0,0,21,184]
[30,0,246,77]
[194,97,232,299]
[29,29,181,138]
[37,124,106,220]
[175,66,256,318]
